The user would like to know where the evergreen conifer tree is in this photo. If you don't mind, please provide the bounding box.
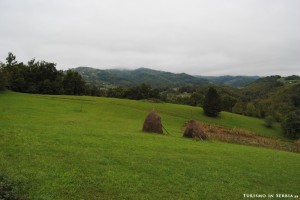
[203,87,221,117]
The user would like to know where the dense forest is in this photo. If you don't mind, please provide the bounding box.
[0,53,86,95]
[0,53,160,99]
[1,52,300,138]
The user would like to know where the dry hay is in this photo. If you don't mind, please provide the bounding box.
[142,111,163,134]
[194,122,299,153]
[181,120,299,153]
[183,120,208,140]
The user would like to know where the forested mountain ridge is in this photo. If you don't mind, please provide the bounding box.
[200,75,260,87]
[73,67,261,88]
[73,67,209,88]
[239,75,300,121]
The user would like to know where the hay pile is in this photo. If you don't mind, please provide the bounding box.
[183,120,207,140]
[142,111,163,134]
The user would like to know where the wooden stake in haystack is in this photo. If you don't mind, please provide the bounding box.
[142,111,163,134]
[183,120,208,140]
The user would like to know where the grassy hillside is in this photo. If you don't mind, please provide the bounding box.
[0,92,299,199]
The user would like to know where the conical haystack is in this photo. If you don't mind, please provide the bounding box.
[183,120,207,140]
[142,111,163,134]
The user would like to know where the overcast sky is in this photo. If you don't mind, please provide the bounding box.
[0,0,299,76]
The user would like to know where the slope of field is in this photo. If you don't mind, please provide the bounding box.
[0,92,299,199]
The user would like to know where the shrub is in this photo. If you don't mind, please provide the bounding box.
[0,175,24,200]
[264,115,275,128]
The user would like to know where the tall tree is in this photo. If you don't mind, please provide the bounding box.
[63,70,86,95]
[282,111,300,139]
[245,102,257,117]
[0,62,7,90]
[203,87,222,117]
[189,92,203,106]
[3,52,19,89]
[232,99,245,115]
[221,95,237,112]
[25,60,63,94]
[5,52,17,67]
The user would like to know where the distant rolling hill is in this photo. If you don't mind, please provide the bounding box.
[72,67,259,88]
[241,75,300,118]
[72,67,209,88]
[198,75,260,88]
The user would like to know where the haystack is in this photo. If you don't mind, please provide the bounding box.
[142,111,163,134]
[183,120,207,140]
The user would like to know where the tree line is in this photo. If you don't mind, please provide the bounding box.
[0,53,160,100]
[0,53,86,95]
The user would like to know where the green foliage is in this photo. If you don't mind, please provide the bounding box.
[260,83,300,121]
[264,115,275,128]
[282,112,300,139]
[0,174,24,200]
[63,70,86,95]
[242,76,283,99]
[107,86,126,98]
[0,63,8,91]
[221,95,237,112]
[232,99,245,115]
[5,52,17,67]
[1,52,88,96]
[86,85,105,97]
[189,92,204,106]
[203,87,222,117]
[25,59,64,94]
[124,83,160,100]
[105,84,160,100]
[164,85,243,111]
[245,102,258,117]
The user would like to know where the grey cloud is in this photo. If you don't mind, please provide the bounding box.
[0,0,299,76]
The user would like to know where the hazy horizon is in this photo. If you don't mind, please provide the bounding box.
[1,0,299,76]
[75,66,269,77]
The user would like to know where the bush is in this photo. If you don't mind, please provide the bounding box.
[0,175,24,200]
[264,115,275,128]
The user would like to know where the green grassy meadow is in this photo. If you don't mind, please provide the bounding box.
[0,92,299,199]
